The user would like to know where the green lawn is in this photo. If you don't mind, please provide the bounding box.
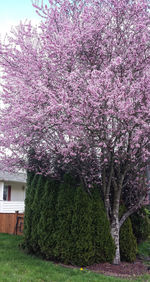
[0,233,149,282]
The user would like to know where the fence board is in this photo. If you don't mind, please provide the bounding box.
[0,212,24,235]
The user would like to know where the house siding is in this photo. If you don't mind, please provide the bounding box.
[5,181,26,201]
[0,201,25,213]
[0,182,4,201]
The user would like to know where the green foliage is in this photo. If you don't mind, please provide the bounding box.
[30,175,46,253]
[71,185,94,266]
[130,207,150,243]
[119,206,137,262]
[138,237,150,258]
[24,173,115,266]
[23,172,39,251]
[53,174,76,263]
[91,188,116,263]
[38,178,59,259]
[144,206,150,218]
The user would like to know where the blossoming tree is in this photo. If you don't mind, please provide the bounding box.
[0,0,150,264]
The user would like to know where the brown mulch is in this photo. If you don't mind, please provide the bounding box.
[58,259,150,278]
[87,260,150,278]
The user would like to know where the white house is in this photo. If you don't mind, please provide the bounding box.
[0,171,26,213]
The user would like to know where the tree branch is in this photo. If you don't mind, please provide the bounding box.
[119,196,146,229]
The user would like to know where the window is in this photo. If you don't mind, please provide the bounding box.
[3,185,11,201]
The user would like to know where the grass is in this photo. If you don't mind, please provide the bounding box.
[0,234,150,282]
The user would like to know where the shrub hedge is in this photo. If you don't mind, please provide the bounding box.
[23,172,39,252]
[38,178,59,259]
[130,207,150,243]
[119,206,137,262]
[24,173,140,265]
[23,173,115,265]
[24,172,141,266]
[30,175,46,254]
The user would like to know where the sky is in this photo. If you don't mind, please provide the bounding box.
[0,0,41,38]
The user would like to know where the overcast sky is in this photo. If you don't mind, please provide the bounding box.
[0,0,40,38]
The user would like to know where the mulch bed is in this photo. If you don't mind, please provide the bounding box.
[87,260,150,278]
[59,259,150,278]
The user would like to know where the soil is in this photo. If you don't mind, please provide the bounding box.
[87,259,150,278]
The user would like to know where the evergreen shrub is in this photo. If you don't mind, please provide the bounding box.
[38,178,59,259]
[30,175,46,253]
[23,172,39,252]
[71,185,94,266]
[91,188,116,263]
[130,207,150,243]
[24,173,115,265]
[53,174,76,263]
[119,206,137,262]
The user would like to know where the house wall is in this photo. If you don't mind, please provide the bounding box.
[5,181,26,201]
[0,201,25,213]
[0,182,4,201]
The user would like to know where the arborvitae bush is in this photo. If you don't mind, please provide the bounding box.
[30,175,46,253]
[38,178,59,259]
[24,173,116,265]
[119,206,137,262]
[91,188,116,263]
[71,185,94,266]
[53,174,76,263]
[23,172,39,252]
[130,207,150,243]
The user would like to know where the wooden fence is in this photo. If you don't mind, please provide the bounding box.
[0,212,24,235]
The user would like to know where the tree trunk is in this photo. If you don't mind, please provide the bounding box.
[110,184,122,264]
[111,215,120,264]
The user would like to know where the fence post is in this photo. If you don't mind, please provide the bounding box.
[15,211,19,235]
